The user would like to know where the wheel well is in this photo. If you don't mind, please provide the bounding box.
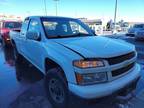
[45,58,67,81]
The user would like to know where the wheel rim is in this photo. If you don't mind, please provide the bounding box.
[48,78,65,104]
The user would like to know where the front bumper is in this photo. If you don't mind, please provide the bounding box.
[68,63,140,99]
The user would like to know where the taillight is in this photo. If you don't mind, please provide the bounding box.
[1,28,10,38]
[1,28,10,35]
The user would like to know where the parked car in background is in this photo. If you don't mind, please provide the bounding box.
[111,23,122,32]
[0,20,22,47]
[11,16,140,108]
[121,22,129,32]
[126,24,144,36]
[115,23,122,32]
[135,29,144,40]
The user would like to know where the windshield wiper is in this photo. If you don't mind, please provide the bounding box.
[48,35,65,39]
[63,33,93,38]
[48,33,93,39]
[72,33,92,36]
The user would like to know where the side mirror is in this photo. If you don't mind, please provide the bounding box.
[26,31,41,41]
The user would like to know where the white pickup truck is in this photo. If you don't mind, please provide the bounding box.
[10,16,140,108]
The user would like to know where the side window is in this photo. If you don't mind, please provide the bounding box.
[21,19,29,36]
[62,24,68,32]
[28,19,39,32]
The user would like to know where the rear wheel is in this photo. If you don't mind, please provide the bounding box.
[13,45,19,61]
[44,68,69,108]
[13,45,23,81]
[2,38,6,47]
[13,45,23,61]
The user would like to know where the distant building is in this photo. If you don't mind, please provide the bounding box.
[78,18,103,35]
[0,14,22,21]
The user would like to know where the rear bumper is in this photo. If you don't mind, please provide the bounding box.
[68,63,140,99]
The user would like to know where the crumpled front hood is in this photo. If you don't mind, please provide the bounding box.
[52,36,135,58]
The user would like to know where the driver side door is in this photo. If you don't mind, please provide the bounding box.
[25,19,44,69]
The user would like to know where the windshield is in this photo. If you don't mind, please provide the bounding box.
[4,22,22,29]
[41,17,94,39]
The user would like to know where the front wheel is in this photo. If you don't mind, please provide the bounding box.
[44,68,69,108]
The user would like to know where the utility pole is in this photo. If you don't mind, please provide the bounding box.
[53,0,59,16]
[113,0,118,34]
[44,0,47,16]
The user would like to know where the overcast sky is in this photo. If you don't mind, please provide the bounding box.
[0,0,144,22]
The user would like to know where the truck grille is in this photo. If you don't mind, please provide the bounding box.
[112,63,135,77]
[106,52,135,65]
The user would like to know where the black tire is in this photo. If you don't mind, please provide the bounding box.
[2,38,6,47]
[15,58,24,82]
[16,74,22,81]
[13,45,18,61]
[13,45,24,81]
[44,68,69,108]
[13,45,23,62]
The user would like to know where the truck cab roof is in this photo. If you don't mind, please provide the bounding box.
[25,16,77,20]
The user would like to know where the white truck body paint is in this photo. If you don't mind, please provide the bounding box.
[10,16,141,99]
